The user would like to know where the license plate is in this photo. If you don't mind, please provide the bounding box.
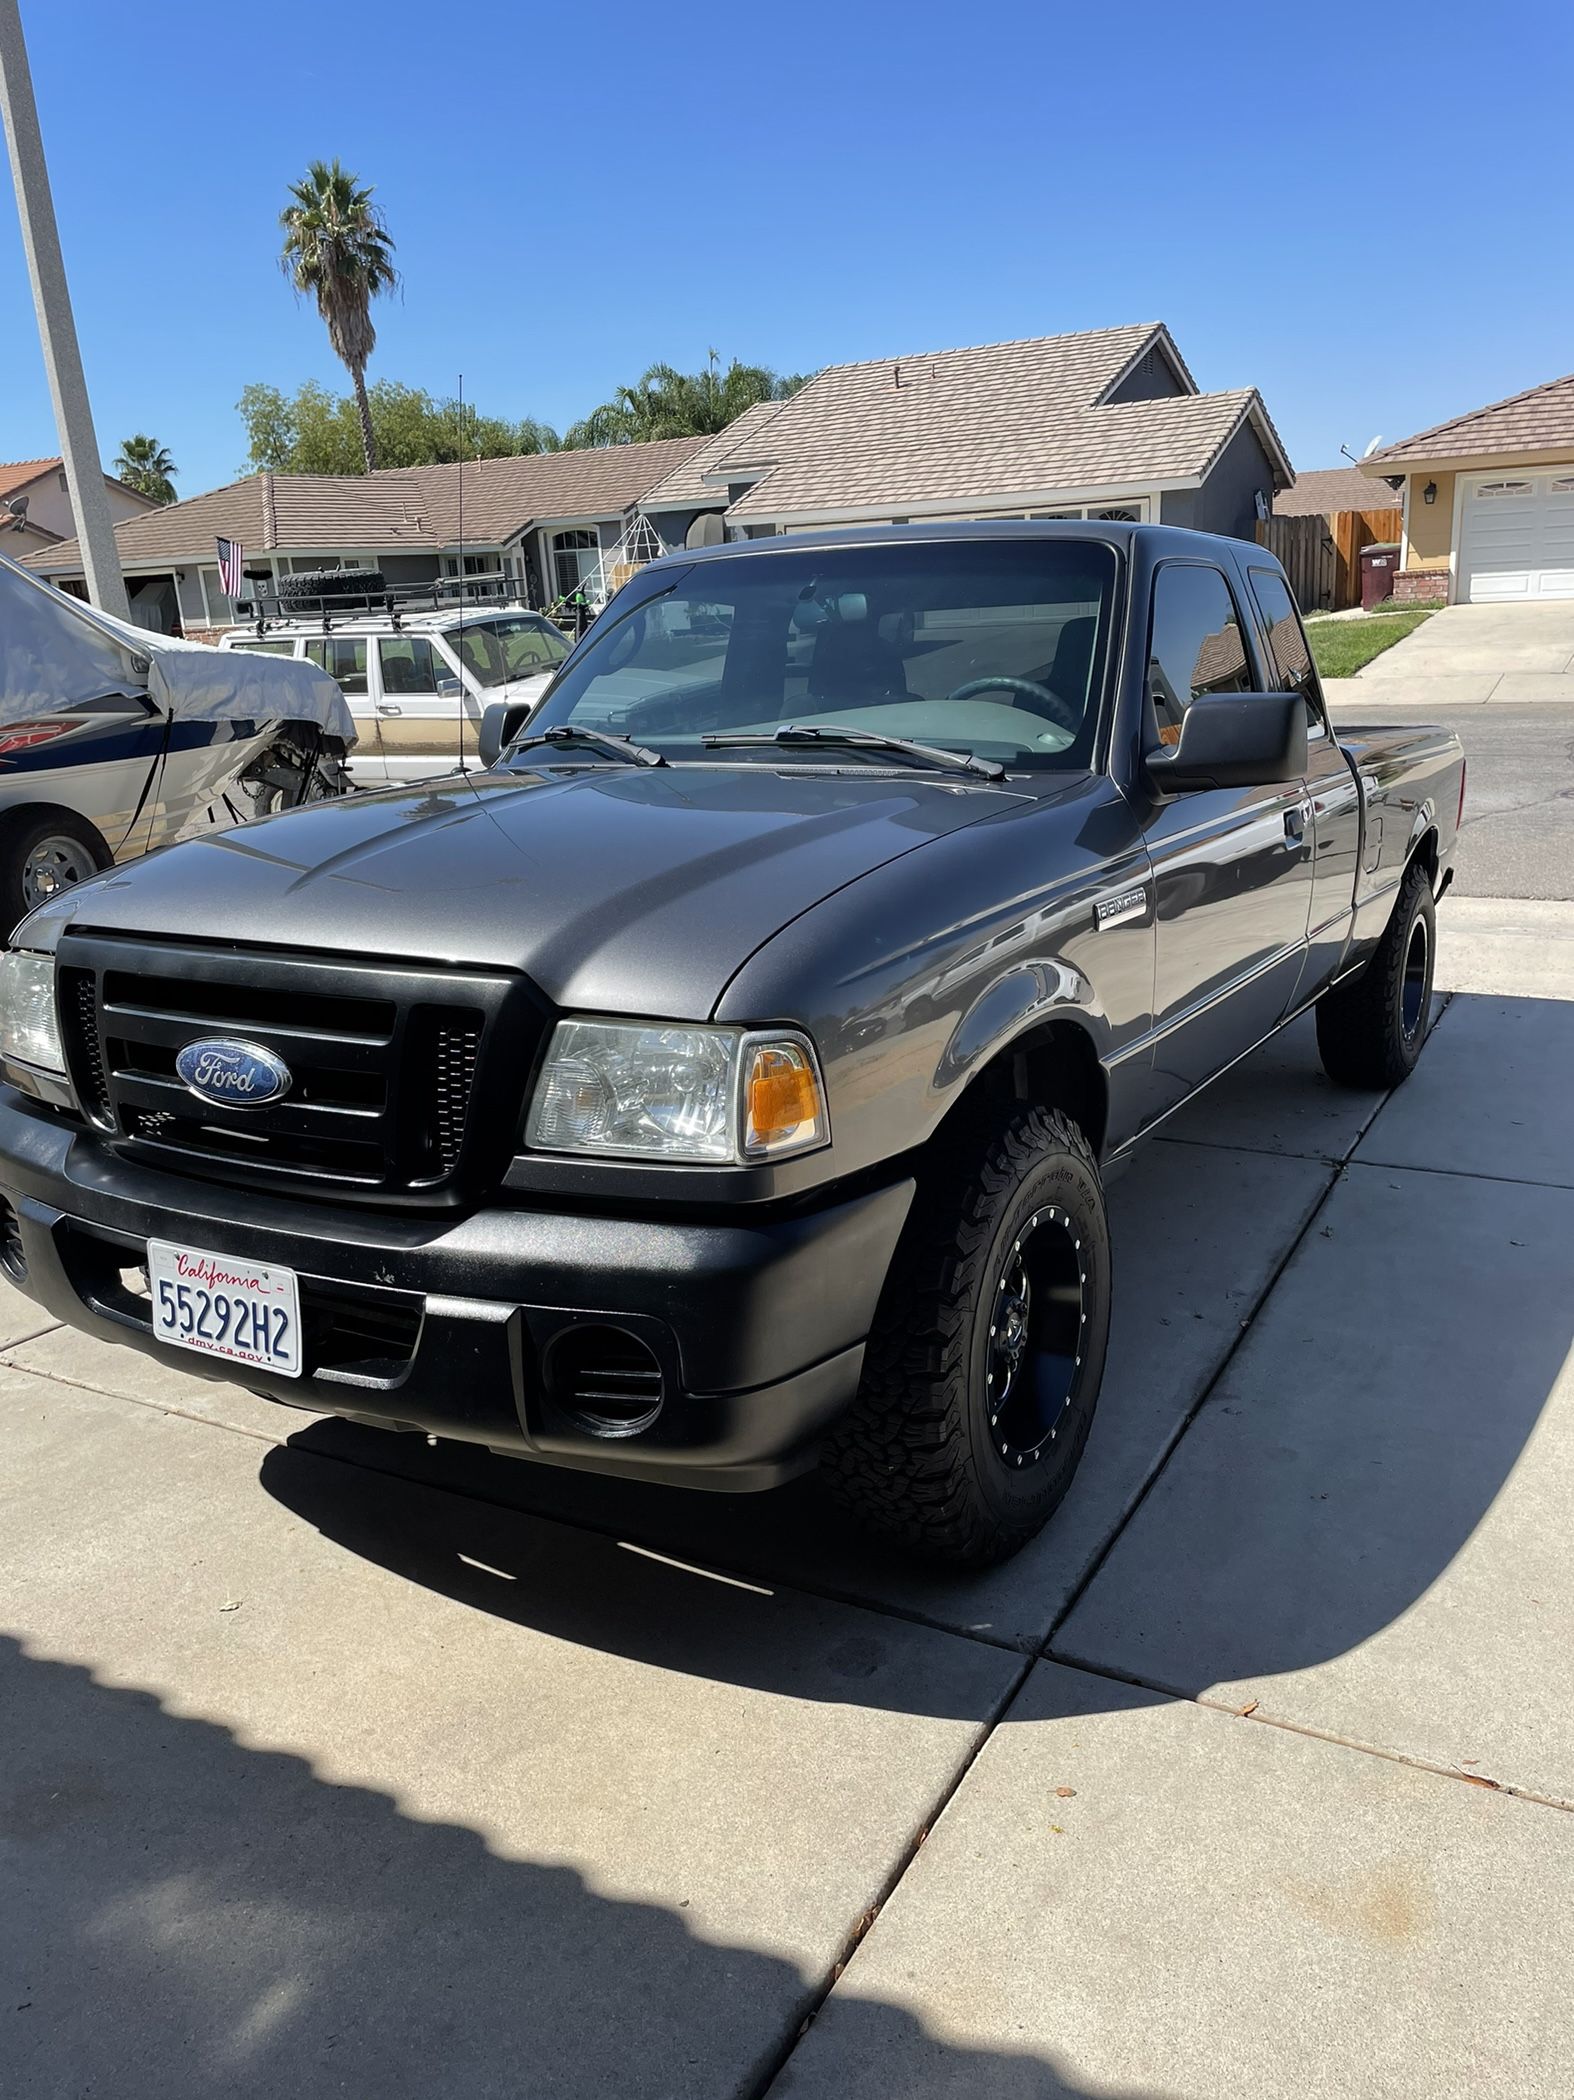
[147,1239,301,1378]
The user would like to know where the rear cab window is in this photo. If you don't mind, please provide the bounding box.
[1247,567,1327,738]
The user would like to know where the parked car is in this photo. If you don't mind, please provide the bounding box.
[218,592,570,787]
[0,553,352,935]
[0,523,1465,1565]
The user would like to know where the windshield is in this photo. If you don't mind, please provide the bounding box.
[450,613,571,688]
[522,539,1116,770]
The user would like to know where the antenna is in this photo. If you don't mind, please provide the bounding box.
[456,373,465,774]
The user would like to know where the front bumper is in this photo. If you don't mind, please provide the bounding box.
[0,1094,913,1491]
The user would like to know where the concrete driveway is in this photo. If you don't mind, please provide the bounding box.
[1323,599,1574,705]
[5,899,1574,2098]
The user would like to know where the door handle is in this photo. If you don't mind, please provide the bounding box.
[378,703,403,716]
[1283,802,1308,845]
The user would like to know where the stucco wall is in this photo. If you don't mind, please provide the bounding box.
[1402,471,1454,571]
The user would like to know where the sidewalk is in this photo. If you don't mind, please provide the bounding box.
[4,899,1572,2098]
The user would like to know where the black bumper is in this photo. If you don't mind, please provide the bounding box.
[0,1096,913,1491]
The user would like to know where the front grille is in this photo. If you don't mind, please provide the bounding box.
[58,932,542,1207]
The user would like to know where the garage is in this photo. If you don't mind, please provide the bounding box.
[1459,469,1574,602]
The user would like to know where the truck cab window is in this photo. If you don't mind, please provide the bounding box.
[1248,568,1323,735]
[1147,564,1250,745]
[304,637,368,696]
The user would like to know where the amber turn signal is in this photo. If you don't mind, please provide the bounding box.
[742,1039,828,1158]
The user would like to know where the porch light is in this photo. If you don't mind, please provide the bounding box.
[1423,481,1437,505]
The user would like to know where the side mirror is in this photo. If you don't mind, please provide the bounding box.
[1145,693,1307,793]
[478,699,533,769]
[436,676,464,699]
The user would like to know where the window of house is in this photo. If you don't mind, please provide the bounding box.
[1147,564,1251,744]
[1475,480,1533,499]
[304,637,369,696]
[1550,476,1574,495]
[552,529,601,601]
[377,636,452,697]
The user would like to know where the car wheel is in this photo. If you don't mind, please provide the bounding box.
[822,1102,1111,1568]
[1315,858,1436,1089]
[0,808,112,938]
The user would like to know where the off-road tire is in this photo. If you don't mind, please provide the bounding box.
[1315,858,1436,1089]
[822,1103,1111,1568]
[277,567,387,608]
[0,806,111,938]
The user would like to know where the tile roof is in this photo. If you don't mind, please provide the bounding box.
[653,325,1291,522]
[0,458,60,502]
[637,403,792,509]
[24,437,706,574]
[1274,466,1403,516]
[1366,373,1574,467]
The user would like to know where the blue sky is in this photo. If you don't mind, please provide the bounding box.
[4,0,1571,498]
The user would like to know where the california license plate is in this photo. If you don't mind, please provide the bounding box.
[147,1239,302,1378]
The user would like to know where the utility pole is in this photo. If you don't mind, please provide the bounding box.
[0,0,127,617]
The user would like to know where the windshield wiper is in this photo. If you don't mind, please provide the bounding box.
[508,724,666,768]
[701,722,1006,782]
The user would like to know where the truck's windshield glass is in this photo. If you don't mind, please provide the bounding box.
[450,614,571,687]
[523,540,1117,771]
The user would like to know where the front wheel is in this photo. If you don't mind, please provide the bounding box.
[0,807,112,937]
[822,1103,1111,1568]
[1316,858,1436,1089]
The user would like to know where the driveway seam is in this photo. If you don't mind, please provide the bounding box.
[0,1353,289,1449]
[1034,1649,1574,1816]
[750,1647,1038,2100]
[1343,1156,1574,1192]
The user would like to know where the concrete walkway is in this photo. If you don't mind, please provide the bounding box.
[4,900,1573,2098]
[1323,599,1574,706]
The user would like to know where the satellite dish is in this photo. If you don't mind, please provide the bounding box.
[3,493,30,530]
[1362,436,1382,457]
[685,512,725,550]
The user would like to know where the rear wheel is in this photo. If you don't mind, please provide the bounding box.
[1316,858,1436,1088]
[822,1102,1111,1568]
[0,808,111,936]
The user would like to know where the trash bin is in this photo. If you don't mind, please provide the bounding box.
[1360,542,1401,612]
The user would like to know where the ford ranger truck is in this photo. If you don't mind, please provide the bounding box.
[0,524,1465,1566]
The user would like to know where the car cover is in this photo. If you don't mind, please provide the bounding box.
[0,553,356,745]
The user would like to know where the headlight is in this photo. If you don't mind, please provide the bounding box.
[525,1019,829,1164]
[0,950,65,1076]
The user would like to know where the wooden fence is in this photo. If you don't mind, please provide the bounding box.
[1256,508,1404,611]
[1255,515,1336,611]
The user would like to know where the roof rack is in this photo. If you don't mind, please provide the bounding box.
[235,572,530,634]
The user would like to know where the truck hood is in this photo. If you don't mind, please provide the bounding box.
[34,762,1038,1017]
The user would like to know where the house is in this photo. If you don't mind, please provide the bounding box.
[1361,372,1574,604]
[636,323,1292,545]
[1271,466,1404,610]
[24,438,706,636]
[0,457,156,562]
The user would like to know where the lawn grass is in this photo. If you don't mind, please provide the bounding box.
[1308,609,1434,679]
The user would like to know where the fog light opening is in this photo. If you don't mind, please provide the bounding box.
[546,1324,665,1439]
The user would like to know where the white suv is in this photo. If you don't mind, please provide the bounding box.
[219,604,570,786]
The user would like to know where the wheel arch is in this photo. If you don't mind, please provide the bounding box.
[929,998,1110,1162]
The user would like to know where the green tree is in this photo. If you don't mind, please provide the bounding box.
[237,379,562,475]
[566,352,810,446]
[113,434,177,504]
[278,158,399,472]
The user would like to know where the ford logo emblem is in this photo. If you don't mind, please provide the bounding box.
[175,1038,292,1109]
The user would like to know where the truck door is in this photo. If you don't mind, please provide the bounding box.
[1136,559,1315,1121]
[374,634,474,781]
[304,637,381,785]
[1246,566,1362,1001]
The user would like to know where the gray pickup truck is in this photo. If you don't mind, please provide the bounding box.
[0,523,1464,1565]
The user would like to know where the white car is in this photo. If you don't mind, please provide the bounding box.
[0,553,353,933]
[218,597,570,787]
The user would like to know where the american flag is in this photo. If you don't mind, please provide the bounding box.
[216,537,244,598]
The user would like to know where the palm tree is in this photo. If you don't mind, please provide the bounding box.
[279,159,398,472]
[565,353,809,447]
[114,434,177,505]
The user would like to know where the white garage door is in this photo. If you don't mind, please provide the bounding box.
[1459,470,1574,602]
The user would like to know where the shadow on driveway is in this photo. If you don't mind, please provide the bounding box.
[1,1638,1158,2099]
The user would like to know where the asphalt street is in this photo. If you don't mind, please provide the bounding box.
[1330,701,1574,900]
